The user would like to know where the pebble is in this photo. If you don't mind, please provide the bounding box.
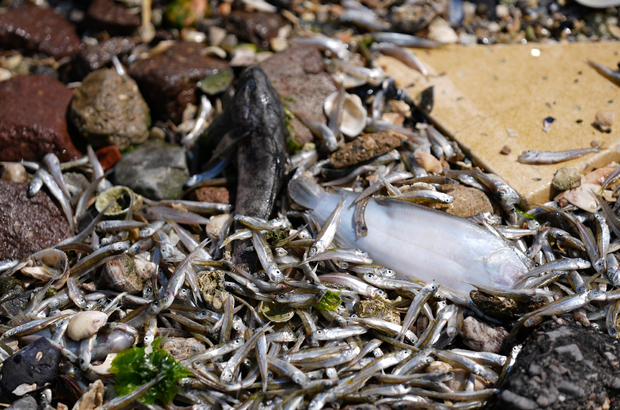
[192,187,230,204]
[163,337,206,361]
[459,316,508,353]
[70,68,151,150]
[552,167,581,191]
[413,150,443,174]
[428,18,460,44]
[128,42,228,123]
[225,11,287,50]
[0,75,81,162]
[95,145,122,171]
[554,344,583,361]
[260,45,337,148]
[101,254,157,294]
[114,139,190,200]
[0,338,61,397]
[67,311,108,341]
[1,163,27,183]
[85,0,141,36]
[6,396,37,410]
[75,37,137,78]
[438,184,494,218]
[0,2,82,59]
[330,132,402,169]
[557,381,585,398]
[0,180,73,260]
[595,110,614,132]
[499,390,539,410]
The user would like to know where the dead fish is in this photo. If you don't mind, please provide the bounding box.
[517,147,600,165]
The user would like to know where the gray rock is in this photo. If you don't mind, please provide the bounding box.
[459,316,508,353]
[114,140,189,200]
[260,46,337,150]
[499,390,539,410]
[536,396,549,407]
[554,344,583,361]
[70,69,150,150]
[557,381,585,398]
[610,376,620,389]
[7,396,37,410]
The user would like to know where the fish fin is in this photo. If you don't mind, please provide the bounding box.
[288,173,325,210]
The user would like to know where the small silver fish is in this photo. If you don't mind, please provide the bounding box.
[517,147,600,164]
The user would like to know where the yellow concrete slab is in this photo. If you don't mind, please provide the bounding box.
[378,42,620,205]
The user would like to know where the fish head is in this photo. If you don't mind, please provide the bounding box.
[483,248,528,289]
[267,265,284,283]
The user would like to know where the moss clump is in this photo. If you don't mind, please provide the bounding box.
[110,337,192,405]
[315,290,341,311]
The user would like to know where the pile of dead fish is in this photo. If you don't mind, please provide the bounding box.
[3,32,620,410]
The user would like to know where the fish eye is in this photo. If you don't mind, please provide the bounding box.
[154,300,161,307]
[294,376,301,384]
[316,330,323,334]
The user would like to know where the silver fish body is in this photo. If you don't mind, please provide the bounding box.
[289,174,528,296]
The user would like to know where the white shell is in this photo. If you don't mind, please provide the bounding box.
[67,311,108,341]
[324,92,367,137]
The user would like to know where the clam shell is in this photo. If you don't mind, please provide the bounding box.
[95,186,143,218]
[67,311,108,341]
[324,92,367,138]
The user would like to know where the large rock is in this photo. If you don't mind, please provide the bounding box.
[0,180,73,260]
[496,320,620,410]
[85,0,141,36]
[0,76,81,162]
[0,2,82,59]
[70,69,150,150]
[260,46,337,148]
[128,42,228,123]
[0,338,61,397]
[114,139,189,200]
[75,37,137,78]
[225,11,287,50]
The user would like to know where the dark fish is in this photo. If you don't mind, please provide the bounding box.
[229,66,288,270]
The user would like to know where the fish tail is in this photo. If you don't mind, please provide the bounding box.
[288,173,325,209]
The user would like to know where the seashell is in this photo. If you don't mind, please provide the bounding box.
[561,179,599,213]
[101,254,157,294]
[413,150,443,174]
[95,186,143,218]
[67,311,108,341]
[324,92,367,137]
[428,18,459,44]
[206,214,231,240]
[596,110,614,132]
[198,68,234,95]
[1,163,27,183]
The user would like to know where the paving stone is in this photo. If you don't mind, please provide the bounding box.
[379,42,620,205]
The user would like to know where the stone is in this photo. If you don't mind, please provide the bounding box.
[329,132,402,169]
[114,140,190,200]
[552,167,581,191]
[85,0,141,36]
[554,344,584,362]
[260,46,337,148]
[414,150,443,174]
[70,69,151,150]
[557,381,585,398]
[206,214,232,239]
[460,316,508,353]
[378,42,620,205]
[191,187,230,204]
[6,396,37,410]
[0,75,81,162]
[75,37,137,78]
[225,11,286,50]
[1,163,27,183]
[0,338,61,397]
[162,337,206,361]
[128,42,228,123]
[96,145,122,171]
[101,254,157,294]
[496,320,620,410]
[437,184,494,217]
[498,390,539,410]
[0,2,82,59]
[0,180,73,260]
[0,290,34,317]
